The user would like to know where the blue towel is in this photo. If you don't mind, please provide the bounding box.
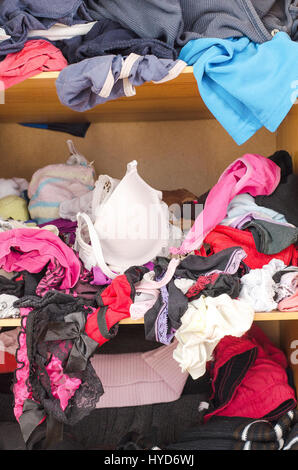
[179,32,298,145]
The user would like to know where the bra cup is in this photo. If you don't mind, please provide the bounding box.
[93,161,169,270]
[91,175,120,222]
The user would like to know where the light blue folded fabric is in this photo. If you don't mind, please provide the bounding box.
[221,193,291,228]
[179,32,298,145]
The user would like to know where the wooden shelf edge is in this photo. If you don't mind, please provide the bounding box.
[0,319,22,327]
[1,310,298,328]
[28,66,194,81]
[254,311,298,321]
[1,65,210,123]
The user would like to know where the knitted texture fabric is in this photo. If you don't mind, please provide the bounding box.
[167,410,298,451]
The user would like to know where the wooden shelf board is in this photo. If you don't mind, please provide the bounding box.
[1,66,298,124]
[0,318,22,327]
[0,66,213,123]
[1,311,298,328]
[254,311,298,321]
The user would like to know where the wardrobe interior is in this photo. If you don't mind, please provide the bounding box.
[1,106,298,391]
[0,71,297,455]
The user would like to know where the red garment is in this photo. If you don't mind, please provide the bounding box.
[195,225,298,269]
[186,273,220,299]
[85,266,147,346]
[0,352,17,373]
[204,325,296,422]
[85,274,133,346]
[0,40,68,89]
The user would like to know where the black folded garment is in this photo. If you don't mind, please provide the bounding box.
[0,392,15,422]
[20,122,91,138]
[186,273,240,301]
[255,150,298,228]
[64,393,207,450]
[255,174,298,228]
[167,410,298,451]
[0,422,26,450]
[267,150,293,183]
[241,219,298,255]
[283,423,298,450]
[53,18,177,63]
[0,269,46,299]
[0,373,14,395]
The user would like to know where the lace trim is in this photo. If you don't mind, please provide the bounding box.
[13,293,103,428]
[155,278,176,345]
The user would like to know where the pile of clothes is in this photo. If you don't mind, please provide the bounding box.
[2,1,298,142]
[0,139,297,450]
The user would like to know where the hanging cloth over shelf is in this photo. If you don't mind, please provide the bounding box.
[172,153,281,255]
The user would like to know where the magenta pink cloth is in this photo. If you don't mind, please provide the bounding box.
[45,356,81,411]
[0,228,81,290]
[13,307,82,422]
[172,154,281,255]
[91,340,188,408]
[278,289,298,311]
[0,39,68,89]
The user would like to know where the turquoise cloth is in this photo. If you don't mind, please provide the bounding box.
[179,32,298,145]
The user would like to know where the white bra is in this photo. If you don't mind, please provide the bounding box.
[75,161,169,279]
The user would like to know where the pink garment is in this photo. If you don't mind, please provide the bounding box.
[45,356,81,411]
[0,327,19,356]
[130,290,160,320]
[0,40,68,89]
[278,288,298,311]
[275,272,298,303]
[129,258,179,320]
[172,154,281,255]
[91,340,188,408]
[0,228,81,290]
[134,258,179,290]
[91,266,112,286]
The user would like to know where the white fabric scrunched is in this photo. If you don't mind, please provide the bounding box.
[239,258,286,312]
[173,294,254,379]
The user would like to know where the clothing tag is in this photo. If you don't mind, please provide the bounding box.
[0,27,11,41]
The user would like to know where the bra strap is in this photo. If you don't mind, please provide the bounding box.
[77,212,118,280]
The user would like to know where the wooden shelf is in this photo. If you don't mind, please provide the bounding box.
[121,312,298,323]
[254,311,298,321]
[0,67,213,123]
[1,311,298,328]
[0,318,22,327]
[1,66,298,124]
